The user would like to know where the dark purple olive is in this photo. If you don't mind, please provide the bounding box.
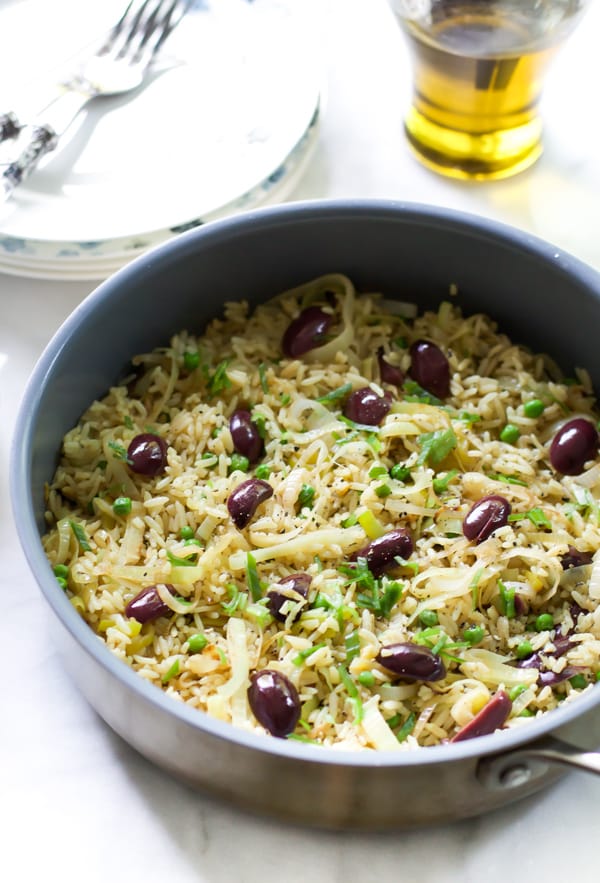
[538,666,582,688]
[451,690,512,742]
[125,584,175,623]
[127,433,168,476]
[351,528,414,577]
[227,478,273,529]
[229,409,263,463]
[518,635,573,671]
[561,546,594,570]
[376,642,446,682]
[514,593,527,616]
[462,495,512,543]
[268,573,312,623]
[549,418,598,475]
[247,669,301,737]
[343,386,391,426]
[377,349,404,387]
[409,339,450,399]
[282,306,333,358]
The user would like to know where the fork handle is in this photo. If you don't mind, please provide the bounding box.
[1,124,58,201]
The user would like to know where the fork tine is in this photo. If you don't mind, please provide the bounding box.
[137,0,192,64]
[98,0,153,55]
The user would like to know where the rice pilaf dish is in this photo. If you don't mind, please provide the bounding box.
[43,274,600,749]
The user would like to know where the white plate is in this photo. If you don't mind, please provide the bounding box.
[0,0,321,275]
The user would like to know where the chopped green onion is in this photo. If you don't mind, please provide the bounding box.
[211,426,222,438]
[357,509,384,539]
[390,463,411,482]
[107,440,131,462]
[187,634,208,653]
[393,336,408,349]
[500,423,520,444]
[569,674,587,690]
[112,496,132,516]
[245,600,272,628]
[258,362,269,393]
[345,630,361,663]
[515,640,533,660]
[523,398,545,418]
[255,463,271,479]
[396,712,416,743]
[463,625,485,645]
[432,469,459,495]
[69,520,91,552]
[357,671,375,688]
[403,379,442,406]
[488,472,528,487]
[167,549,198,567]
[417,428,457,466]
[222,583,248,615]
[317,382,353,404]
[508,507,552,530]
[368,464,388,479]
[458,411,481,425]
[123,415,134,430]
[535,613,554,632]
[498,579,516,619]
[179,526,195,540]
[292,643,327,666]
[312,592,334,610]
[280,393,291,406]
[53,564,69,579]
[297,484,316,510]
[418,609,439,627]
[245,552,262,601]
[337,665,363,724]
[375,483,392,498]
[161,659,180,684]
[183,350,200,371]
[470,567,485,610]
[341,513,358,528]
[229,453,250,474]
[207,360,231,396]
[252,413,267,439]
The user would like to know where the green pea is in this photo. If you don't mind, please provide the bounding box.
[183,350,200,371]
[515,640,533,660]
[518,708,535,717]
[56,577,68,590]
[53,564,69,579]
[229,453,250,474]
[187,634,208,654]
[184,538,202,547]
[375,484,392,498]
[535,613,554,632]
[595,671,600,682]
[500,424,520,444]
[358,671,376,688]
[508,684,527,701]
[463,625,485,645]
[523,398,545,418]
[418,609,439,627]
[113,496,132,516]
[179,526,194,540]
[569,674,587,690]
[255,464,271,480]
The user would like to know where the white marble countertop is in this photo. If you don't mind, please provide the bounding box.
[2,1,600,880]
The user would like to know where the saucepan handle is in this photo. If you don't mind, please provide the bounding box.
[477,736,600,791]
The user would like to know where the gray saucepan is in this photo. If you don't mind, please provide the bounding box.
[10,201,600,829]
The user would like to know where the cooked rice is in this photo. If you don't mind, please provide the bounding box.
[42,274,600,750]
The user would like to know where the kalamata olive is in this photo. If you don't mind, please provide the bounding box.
[462,495,511,543]
[561,546,593,570]
[127,433,168,476]
[538,666,581,688]
[451,690,512,742]
[377,349,404,386]
[282,306,333,358]
[549,418,598,475]
[229,409,263,463]
[125,584,175,623]
[247,669,301,737]
[268,573,312,623]
[409,339,450,399]
[343,386,391,426]
[518,635,573,671]
[376,642,446,682]
[227,478,273,529]
[351,528,414,577]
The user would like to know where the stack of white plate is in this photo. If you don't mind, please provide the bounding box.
[0,0,321,280]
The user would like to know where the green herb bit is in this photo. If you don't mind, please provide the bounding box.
[569,674,587,690]
[69,520,91,552]
[500,423,520,444]
[317,382,353,405]
[179,526,194,540]
[293,643,327,666]
[286,733,319,744]
[508,684,528,701]
[167,549,198,567]
[386,713,402,729]
[357,671,375,688]
[375,483,392,498]
[207,360,232,396]
[187,634,208,653]
[297,484,316,510]
[390,463,411,482]
[313,555,324,572]
[369,464,388,479]
[508,507,552,530]
[515,640,533,660]
[53,564,69,579]
[255,463,271,479]
[245,600,273,628]
[245,552,262,602]
[488,471,528,487]
[418,609,439,627]
[161,659,180,684]
[229,453,250,474]
[393,336,408,349]
[396,712,416,743]
[394,556,419,575]
[417,428,457,466]
[123,415,134,430]
[280,393,291,406]
[222,583,248,615]
[183,350,200,372]
[458,411,481,425]
[498,579,516,619]
[112,496,132,516]
[258,362,269,394]
[345,630,361,663]
[96,459,107,471]
[470,567,485,610]
[366,433,382,454]
[56,577,68,590]
[312,592,335,610]
[523,398,545,418]
[403,379,442,406]
[432,469,459,495]
[252,413,267,439]
[463,625,485,645]
[107,440,131,463]
[338,665,363,724]
[535,613,554,632]
[211,426,222,438]
[341,513,358,528]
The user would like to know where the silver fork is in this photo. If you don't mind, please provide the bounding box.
[1,0,191,201]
